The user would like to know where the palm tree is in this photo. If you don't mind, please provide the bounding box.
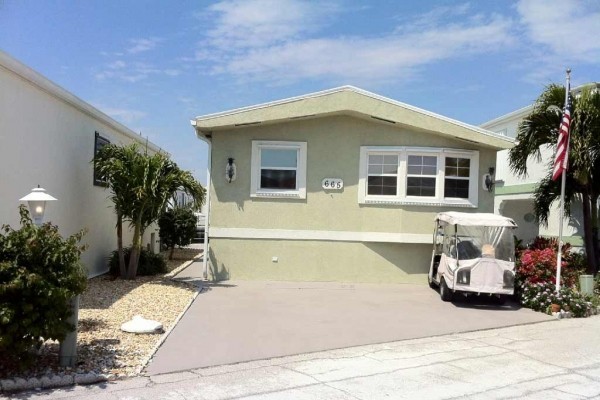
[94,145,137,278]
[95,144,205,279]
[125,151,205,279]
[509,84,600,274]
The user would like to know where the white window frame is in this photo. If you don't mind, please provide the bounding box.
[251,140,307,199]
[405,151,439,199]
[366,152,400,197]
[358,146,479,207]
[443,154,472,201]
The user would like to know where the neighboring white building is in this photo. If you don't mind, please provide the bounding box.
[0,50,163,276]
[481,83,600,247]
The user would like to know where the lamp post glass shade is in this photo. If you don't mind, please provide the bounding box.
[19,186,57,225]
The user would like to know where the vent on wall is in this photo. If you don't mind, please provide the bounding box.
[289,114,316,120]
[234,121,261,127]
[371,115,396,124]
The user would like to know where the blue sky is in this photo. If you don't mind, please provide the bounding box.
[1,0,599,184]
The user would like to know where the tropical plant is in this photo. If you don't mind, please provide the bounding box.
[94,145,136,278]
[509,84,600,274]
[158,206,198,260]
[95,143,205,279]
[0,206,87,366]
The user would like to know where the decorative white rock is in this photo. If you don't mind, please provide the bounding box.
[121,315,163,334]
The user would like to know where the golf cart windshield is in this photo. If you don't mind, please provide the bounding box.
[455,225,515,262]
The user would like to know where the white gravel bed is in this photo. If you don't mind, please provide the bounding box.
[0,249,201,392]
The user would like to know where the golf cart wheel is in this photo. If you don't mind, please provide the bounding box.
[493,295,507,305]
[428,275,436,289]
[427,278,437,289]
[440,278,453,302]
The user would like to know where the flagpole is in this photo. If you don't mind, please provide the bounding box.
[556,68,571,292]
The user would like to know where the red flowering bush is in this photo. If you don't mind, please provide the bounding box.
[515,236,592,317]
[517,246,581,288]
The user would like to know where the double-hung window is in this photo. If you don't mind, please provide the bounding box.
[367,154,398,196]
[406,155,437,197]
[359,146,479,207]
[251,141,307,198]
[444,157,471,199]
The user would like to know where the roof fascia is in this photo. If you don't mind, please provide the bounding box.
[194,86,513,150]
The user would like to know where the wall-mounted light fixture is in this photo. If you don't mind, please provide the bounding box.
[483,167,495,192]
[226,157,237,183]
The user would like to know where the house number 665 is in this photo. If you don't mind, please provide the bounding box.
[322,178,343,190]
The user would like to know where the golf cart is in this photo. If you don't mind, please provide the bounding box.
[429,212,518,302]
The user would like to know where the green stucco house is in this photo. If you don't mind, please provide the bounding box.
[191,86,513,283]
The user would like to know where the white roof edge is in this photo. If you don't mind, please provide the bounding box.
[0,50,165,155]
[480,104,533,128]
[481,82,600,129]
[194,85,513,145]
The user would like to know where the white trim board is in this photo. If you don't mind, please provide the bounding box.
[209,227,432,244]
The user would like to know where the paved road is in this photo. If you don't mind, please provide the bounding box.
[9,316,600,399]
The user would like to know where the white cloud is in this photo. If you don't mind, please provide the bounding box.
[516,0,600,82]
[108,60,126,69]
[517,0,600,63]
[196,2,514,84]
[95,61,178,83]
[199,0,337,49]
[95,105,147,124]
[127,37,162,54]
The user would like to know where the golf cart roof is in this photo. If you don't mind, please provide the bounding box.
[436,212,517,228]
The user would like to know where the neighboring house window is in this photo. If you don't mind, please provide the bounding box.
[251,141,307,198]
[93,132,110,186]
[358,146,479,207]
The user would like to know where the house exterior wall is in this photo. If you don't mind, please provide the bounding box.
[0,52,161,277]
[207,115,498,282]
[482,107,582,245]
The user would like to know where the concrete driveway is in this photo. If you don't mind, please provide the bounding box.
[145,279,553,375]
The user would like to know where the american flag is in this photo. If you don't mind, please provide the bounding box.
[552,87,572,181]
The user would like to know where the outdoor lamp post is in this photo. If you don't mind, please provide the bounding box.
[20,186,78,367]
[19,185,57,226]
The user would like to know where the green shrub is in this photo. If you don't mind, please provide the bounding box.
[158,207,197,259]
[109,247,166,276]
[0,206,87,365]
[519,281,593,317]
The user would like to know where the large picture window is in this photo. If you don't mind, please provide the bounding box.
[251,141,307,198]
[93,131,110,186]
[358,146,479,207]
